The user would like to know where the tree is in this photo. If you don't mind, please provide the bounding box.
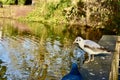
[64,0,119,31]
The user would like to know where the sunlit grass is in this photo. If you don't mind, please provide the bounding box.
[19,0,71,24]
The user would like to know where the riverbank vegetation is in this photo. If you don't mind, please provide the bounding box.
[20,0,71,23]
[0,0,31,5]
[0,0,120,35]
[22,0,120,34]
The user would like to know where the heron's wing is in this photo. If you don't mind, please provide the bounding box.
[84,40,101,48]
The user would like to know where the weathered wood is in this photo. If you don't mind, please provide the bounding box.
[98,35,117,52]
[109,36,120,80]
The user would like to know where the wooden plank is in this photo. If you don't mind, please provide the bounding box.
[109,36,120,80]
[98,35,117,52]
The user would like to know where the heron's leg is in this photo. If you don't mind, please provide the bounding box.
[85,54,91,63]
[91,54,94,61]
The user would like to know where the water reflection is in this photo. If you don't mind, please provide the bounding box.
[0,59,7,80]
[73,46,86,66]
[0,37,39,80]
[0,36,85,80]
[0,19,114,80]
[45,39,72,79]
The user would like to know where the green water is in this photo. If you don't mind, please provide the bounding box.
[0,18,114,80]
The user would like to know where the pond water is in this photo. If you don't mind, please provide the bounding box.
[0,18,115,80]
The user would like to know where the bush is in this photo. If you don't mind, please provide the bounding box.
[0,0,26,5]
[18,0,26,5]
[3,0,15,5]
[21,0,71,23]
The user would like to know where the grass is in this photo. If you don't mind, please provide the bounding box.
[19,0,71,24]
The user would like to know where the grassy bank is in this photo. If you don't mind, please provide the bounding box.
[0,0,120,35]
[19,0,71,23]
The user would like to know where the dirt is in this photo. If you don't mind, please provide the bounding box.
[12,5,34,18]
[0,5,34,19]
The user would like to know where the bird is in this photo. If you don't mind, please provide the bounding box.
[62,63,83,80]
[73,36,111,63]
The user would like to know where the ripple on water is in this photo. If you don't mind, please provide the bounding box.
[0,36,81,80]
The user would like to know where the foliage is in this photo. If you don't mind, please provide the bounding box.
[5,0,119,35]
[0,0,14,4]
[112,0,120,35]
[63,1,85,21]
[2,0,15,4]
[62,0,120,35]
[103,0,120,35]
[21,0,71,23]
[0,0,26,5]
[0,0,4,4]
[18,0,26,5]
[64,0,112,27]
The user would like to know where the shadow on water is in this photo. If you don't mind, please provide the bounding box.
[0,18,116,80]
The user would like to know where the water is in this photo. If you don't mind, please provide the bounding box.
[0,18,114,80]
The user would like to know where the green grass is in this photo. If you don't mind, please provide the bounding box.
[0,0,26,5]
[19,0,71,24]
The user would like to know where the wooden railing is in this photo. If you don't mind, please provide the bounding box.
[109,36,120,80]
